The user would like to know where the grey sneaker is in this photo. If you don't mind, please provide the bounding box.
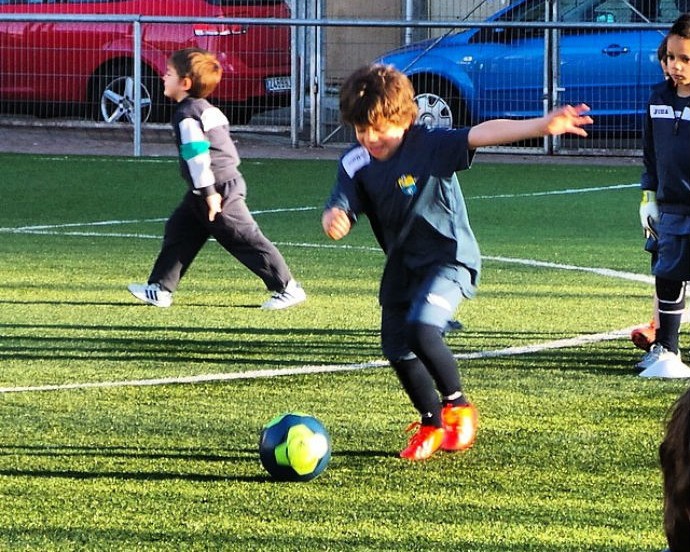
[261,279,306,310]
[127,282,172,308]
[635,343,678,372]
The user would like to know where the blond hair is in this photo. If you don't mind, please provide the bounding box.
[168,48,222,99]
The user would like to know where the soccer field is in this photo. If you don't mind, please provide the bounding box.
[0,152,683,551]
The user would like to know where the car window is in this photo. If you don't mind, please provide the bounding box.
[494,0,546,22]
[494,0,681,24]
[562,0,653,23]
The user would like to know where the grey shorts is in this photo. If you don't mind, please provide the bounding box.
[381,273,463,362]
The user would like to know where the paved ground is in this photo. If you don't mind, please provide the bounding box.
[0,121,642,166]
[0,122,346,160]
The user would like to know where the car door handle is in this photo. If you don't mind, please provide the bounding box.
[602,44,630,57]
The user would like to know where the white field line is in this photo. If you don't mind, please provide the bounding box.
[483,255,654,284]
[0,182,638,235]
[0,207,316,234]
[0,181,647,394]
[471,182,638,200]
[0,325,639,395]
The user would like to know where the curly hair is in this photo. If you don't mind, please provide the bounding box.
[660,388,690,551]
[339,64,418,128]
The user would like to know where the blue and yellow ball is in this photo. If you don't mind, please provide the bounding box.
[259,413,331,481]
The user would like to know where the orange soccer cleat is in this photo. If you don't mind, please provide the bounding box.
[441,403,478,452]
[399,423,445,461]
[630,320,656,352]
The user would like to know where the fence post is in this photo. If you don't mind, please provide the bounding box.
[133,19,142,157]
[290,0,299,147]
[543,0,560,154]
[307,0,324,147]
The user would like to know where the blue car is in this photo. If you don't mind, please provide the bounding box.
[378,0,679,131]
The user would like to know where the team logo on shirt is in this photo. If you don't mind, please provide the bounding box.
[397,174,417,196]
[649,105,674,119]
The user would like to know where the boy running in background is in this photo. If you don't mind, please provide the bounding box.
[128,48,305,310]
[322,64,592,461]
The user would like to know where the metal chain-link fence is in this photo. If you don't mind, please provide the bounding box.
[0,0,681,156]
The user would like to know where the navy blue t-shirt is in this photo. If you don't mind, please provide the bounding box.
[642,79,690,212]
[325,125,481,305]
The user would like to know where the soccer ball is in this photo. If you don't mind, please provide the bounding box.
[259,413,331,481]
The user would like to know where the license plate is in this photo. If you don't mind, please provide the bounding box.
[265,76,291,92]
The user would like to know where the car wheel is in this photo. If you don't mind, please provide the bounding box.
[415,92,454,129]
[412,79,468,129]
[99,74,152,124]
[91,64,163,124]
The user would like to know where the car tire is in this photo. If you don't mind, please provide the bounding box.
[412,78,469,129]
[90,62,164,124]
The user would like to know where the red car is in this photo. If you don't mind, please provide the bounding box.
[0,0,292,124]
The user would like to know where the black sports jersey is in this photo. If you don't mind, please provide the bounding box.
[325,125,480,304]
[642,79,690,213]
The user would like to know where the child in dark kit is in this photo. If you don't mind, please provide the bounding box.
[322,64,592,461]
[128,48,305,310]
[631,34,670,356]
[636,14,690,373]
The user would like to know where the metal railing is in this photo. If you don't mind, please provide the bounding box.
[0,10,671,156]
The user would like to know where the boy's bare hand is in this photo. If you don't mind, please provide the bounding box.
[322,207,351,240]
[206,193,222,222]
[545,104,593,137]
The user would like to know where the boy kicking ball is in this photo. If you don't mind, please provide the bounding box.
[128,48,305,310]
[322,64,592,461]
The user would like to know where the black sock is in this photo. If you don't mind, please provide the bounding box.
[391,357,442,427]
[656,278,685,354]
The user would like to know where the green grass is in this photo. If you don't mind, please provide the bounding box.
[0,152,682,550]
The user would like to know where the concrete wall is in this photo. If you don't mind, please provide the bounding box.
[324,0,404,85]
[323,0,502,83]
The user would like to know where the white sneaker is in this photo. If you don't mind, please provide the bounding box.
[127,283,172,308]
[261,279,306,310]
[635,343,678,371]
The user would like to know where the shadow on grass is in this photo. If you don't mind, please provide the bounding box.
[0,443,242,462]
[0,443,271,482]
[0,443,397,481]
[0,322,381,366]
[0,298,297,309]
[0,321,645,377]
[0,467,267,483]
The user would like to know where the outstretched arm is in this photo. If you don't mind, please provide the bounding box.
[467,104,593,149]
